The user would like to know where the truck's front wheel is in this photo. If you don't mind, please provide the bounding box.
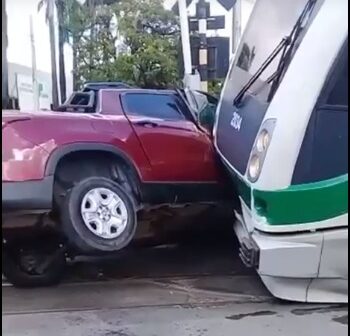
[61,177,137,253]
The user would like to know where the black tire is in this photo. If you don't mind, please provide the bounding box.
[61,177,137,253]
[2,244,66,288]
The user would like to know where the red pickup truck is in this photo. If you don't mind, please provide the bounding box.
[2,88,230,286]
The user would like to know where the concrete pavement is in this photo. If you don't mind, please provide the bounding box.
[2,276,347,336]
[2,232,348,335]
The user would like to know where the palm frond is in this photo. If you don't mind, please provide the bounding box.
[37,0,45,12]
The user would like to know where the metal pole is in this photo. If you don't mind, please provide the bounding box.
[30,15,40,111]
[198,0,208,92]
[178,0,192,75]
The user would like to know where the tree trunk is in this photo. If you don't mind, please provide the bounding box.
[49,14,59,109]
[88,0,96,76]
[2,0,9,109]
[57,0,67,103]
[72,35,79,90]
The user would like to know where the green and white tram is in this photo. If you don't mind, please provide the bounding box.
[214,0,348,303]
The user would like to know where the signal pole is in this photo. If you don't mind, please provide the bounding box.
[178,0,200,90]
[197,0,208,92]
[178,0,192,76]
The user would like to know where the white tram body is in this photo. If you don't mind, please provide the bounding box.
[215,0,348,302]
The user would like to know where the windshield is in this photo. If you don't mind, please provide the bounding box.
[234,0,317,106]
[230,0,318,102]
[215,0,321,176]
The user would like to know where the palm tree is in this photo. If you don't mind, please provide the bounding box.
[66,0,103,89]
[64,0,86,90]
[38,0,59,108]
[2,0,9,108]
[56,0,67,103]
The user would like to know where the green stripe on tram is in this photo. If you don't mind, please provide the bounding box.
[235,174,348,225]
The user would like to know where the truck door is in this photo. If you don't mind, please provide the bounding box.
[121,92,221,183]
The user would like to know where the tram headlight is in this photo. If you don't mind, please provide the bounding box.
[248,154,261,181]
[256,129,270,152]
[247,118,276,183]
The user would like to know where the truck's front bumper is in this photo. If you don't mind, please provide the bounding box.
[2,176,53,212]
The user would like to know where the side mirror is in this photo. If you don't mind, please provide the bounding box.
[198,103,216,133]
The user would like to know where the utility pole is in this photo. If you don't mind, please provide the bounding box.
[30,16,40,111]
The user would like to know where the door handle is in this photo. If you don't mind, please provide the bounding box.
[133,120,159,128]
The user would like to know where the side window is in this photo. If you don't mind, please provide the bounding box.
[292,41,348,184]
[122,93,185,120]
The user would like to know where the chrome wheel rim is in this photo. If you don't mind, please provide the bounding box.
[80,187,128,239]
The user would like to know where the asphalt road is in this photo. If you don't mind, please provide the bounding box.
[2,238,348,336]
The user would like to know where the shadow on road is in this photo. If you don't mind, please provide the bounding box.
[67,236,250,282]
[64,204,249,283]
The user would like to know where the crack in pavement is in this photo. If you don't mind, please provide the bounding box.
[226,310,277,320]
[291,305,348,316]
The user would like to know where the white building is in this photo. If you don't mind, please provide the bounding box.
[6,0,73,110]
[8,63,52,111]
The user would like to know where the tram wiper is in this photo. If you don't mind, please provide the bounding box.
[233,0,317,107]
[267,0,317,101]
[233,38,289,106]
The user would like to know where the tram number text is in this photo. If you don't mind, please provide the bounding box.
[230,111,242,131]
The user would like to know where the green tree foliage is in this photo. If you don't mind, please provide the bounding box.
[208,79,224,97]
[65,0,180,89]
[63,0,104,89]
